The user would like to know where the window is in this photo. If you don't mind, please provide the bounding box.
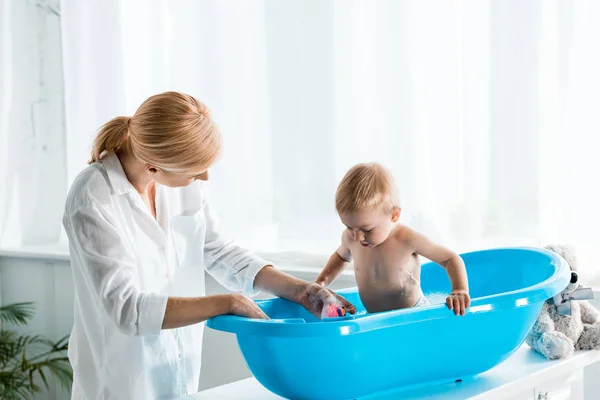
[3,1,600,279]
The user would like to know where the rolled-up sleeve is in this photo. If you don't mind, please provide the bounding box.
[202,200,271,297]
[64,205,168,336]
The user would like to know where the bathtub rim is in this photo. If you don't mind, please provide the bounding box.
[207,247,570,337]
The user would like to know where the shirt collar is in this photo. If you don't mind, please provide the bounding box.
[102,153,136,195]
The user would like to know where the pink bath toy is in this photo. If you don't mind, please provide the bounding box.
[325,303,347,318]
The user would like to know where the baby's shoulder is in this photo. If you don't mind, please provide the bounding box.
[340,229,352,246]
[390,224,415,242]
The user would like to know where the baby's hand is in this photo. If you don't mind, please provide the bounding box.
[446,290,470,316]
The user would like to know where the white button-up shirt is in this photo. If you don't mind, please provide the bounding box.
[62,153,269,400]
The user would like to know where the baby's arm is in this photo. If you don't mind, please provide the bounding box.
[315,232,352,287]
[399,227,470,315]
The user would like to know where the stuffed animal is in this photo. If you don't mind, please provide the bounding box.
[526,245,600,359]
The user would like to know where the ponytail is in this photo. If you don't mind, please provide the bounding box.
[89,116,131,163]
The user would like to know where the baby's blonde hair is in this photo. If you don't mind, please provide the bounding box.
[89,91,221,173]
[335,163,400,214]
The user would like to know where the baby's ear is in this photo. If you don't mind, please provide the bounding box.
[391,208,401,222]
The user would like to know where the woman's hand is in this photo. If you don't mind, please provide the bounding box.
[253,266,356,319]
[227,294,269,320]
[162,294,267,329]
[293,282,357,319]
[446,290,470,316]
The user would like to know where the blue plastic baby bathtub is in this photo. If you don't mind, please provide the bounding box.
[207,247,570,400]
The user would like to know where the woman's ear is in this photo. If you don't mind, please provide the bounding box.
[391,208,401,222]
[146,165,159,175]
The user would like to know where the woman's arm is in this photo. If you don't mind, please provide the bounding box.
[162,294,268,330]
[254,266,357,318]
[202,199,273,297]
[65,205,170,336]
[65,204,268,336]
[201,198,356,317]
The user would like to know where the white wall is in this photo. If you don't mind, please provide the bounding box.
[0,254,73,400]
[0,252,356,399]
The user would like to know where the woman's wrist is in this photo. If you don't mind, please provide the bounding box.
[314,278,327,287]
[221,294,236,315]
[163,295,232,330]
[254,265,307,302]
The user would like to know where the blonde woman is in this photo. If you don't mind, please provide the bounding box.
[63,92,355,400]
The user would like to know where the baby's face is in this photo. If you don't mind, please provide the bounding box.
[340,207,399,248]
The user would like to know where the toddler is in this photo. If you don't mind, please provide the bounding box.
[316,163,470,315]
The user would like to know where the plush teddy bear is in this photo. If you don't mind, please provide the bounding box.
[526,244,600,359]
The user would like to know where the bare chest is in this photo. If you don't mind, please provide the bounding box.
[350,243,422,312]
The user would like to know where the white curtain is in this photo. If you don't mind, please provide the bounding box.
[60,0,277,249]
[2,0,599,279]
[0,0,66,247]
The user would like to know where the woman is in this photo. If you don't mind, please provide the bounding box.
[63,91,355,399]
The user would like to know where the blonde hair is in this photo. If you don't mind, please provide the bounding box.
[89,91,221,173]
[335,163,400,214]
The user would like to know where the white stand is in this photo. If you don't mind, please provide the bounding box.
[183,345,600,400]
